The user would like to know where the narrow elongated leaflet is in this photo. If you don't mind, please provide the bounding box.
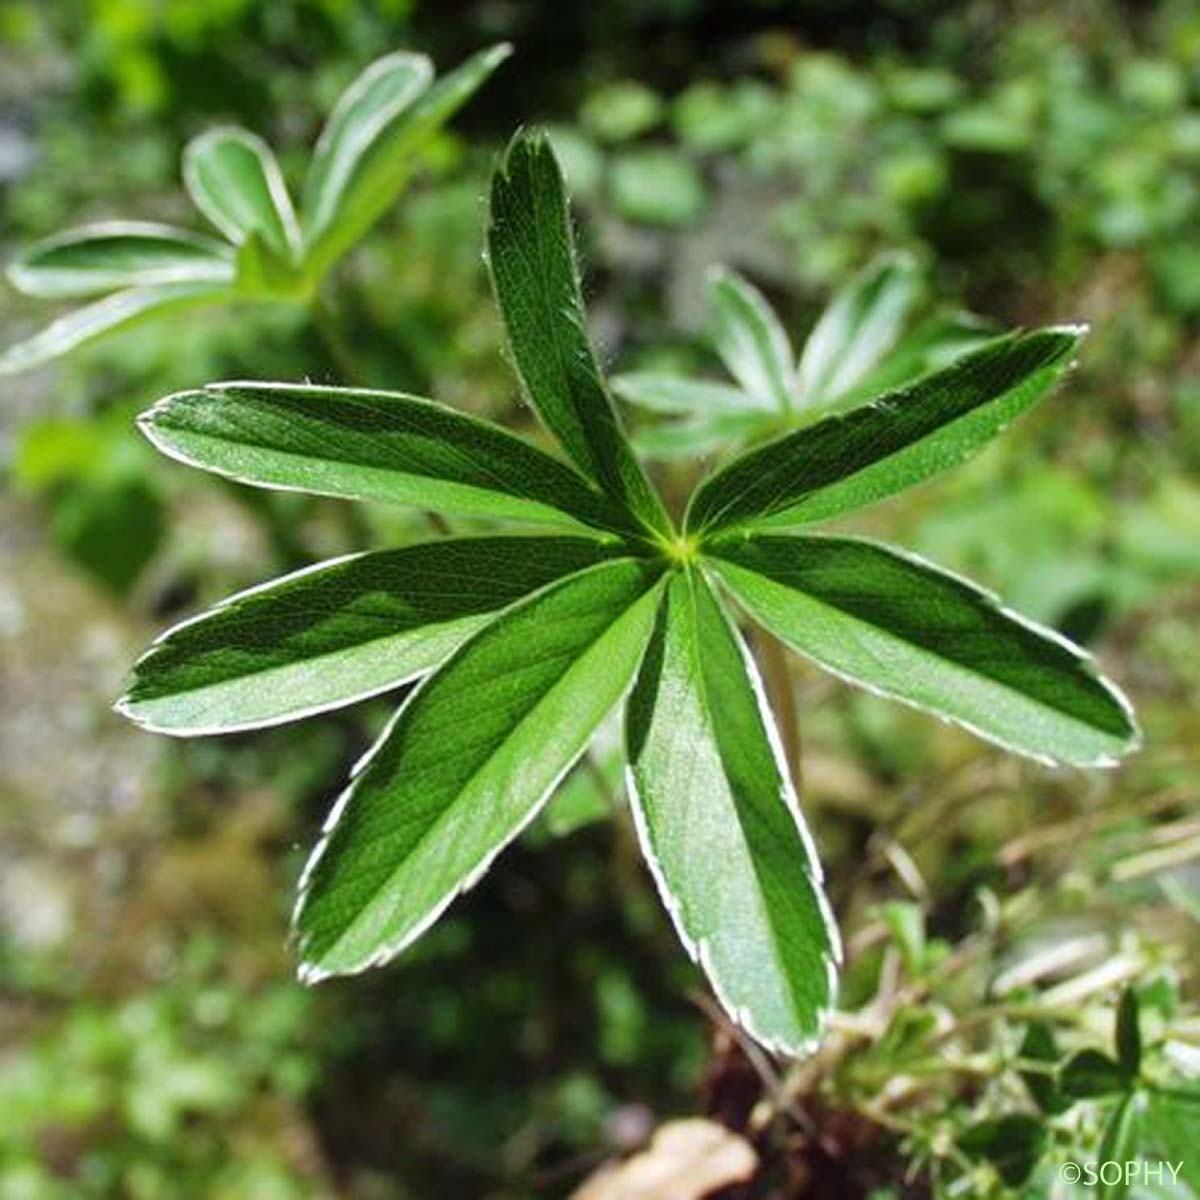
[302,51,432,250]
[0,282,230,376]
[487,131,670,535]
[843,310,998,404]
[709,535,1138,766]
[707,267,796,410]
[139,381,636,535]
[635,410,763,461]
[626,571,838,1053]
[1098,1093,1142,1200]
[7,222,234,299]
[612,372,767,416]
[117,536,619,735]
[797,252,921,405]
[184,128,300,258]
[304,43,511,273]
[295,558,665,978]
[687,327,1082,536]
[302,45,508,272]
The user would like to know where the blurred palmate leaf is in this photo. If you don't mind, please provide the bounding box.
[120,131,1137,1054]
[614,251,998,460]
[0,43,510,374]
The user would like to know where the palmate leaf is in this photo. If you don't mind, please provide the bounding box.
[0,282,231,376]
[303,44,512,274]
[626,571,838,1053]
[295,557,664,978]
[706,267,796,410]
[114,125,1141,1063]
[139,381,636,535]
[183,127,300,259]
[7,222,235,299]
[688,327,1083,536]
[118,535,620,735]
[487,131,671,536]
[709,535,1137,766]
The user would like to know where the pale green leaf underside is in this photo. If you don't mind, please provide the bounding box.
[302,45,511,272]
[0,282,231,375]
[117,536,619,735]
[707,266,796,410]
[295,557,665,978]
[710,535,1138,766]
[184,127,299,258]
[488,130,670,535]
[687,327,1082,536]
[612,371,767,416]
[302,50,432,252]
[797,251,922,406]
[841,309,999,406]
[626,571,838,1053]
[138,381,636,535]
[7,222,234,299]
[634,410,762,461]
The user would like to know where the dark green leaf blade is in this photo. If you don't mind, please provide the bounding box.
[117,535,620,735]
[303,45,510,273]
[183,127,300,258]
[706,266,796,410]
[1061,1049,1128,1098]
[295,558,664,978]
[0,283,231,375]
[1116,987,1142,1080]
[1020,1023,1070,1114]
[8,222,234,299]
[487,130,670,535]
[708,535,1137,767]
[687,327,1083,537]
[139,381,637,535]
[958,1115,1045,1187]
[625,571,838,1053]
[797,251,922,406]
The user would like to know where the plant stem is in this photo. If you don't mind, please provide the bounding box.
[312,296,367,388]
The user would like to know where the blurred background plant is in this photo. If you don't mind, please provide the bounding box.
[0,1,1197,1196]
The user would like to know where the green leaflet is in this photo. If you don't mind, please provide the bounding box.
[0,282,231,376]
[1097,1093,1143,1200]
[611,372,766,416]
[183,127,300,259]
[626,571,838,1053]
[7,222,234,299]
[634,410,763,462]
[839,309,1000,406]
[295,557,664,978]
[117,536,620,735]
[706,267,796,410]
[708,535,1137,766]
[138,381,636,535]
[797,251,922,406]
[487,131,671,536]
[687,327,1082,536]
[303,44,511,273]
[302,50,432,251]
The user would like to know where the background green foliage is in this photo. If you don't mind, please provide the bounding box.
[1,1,1197,1196]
